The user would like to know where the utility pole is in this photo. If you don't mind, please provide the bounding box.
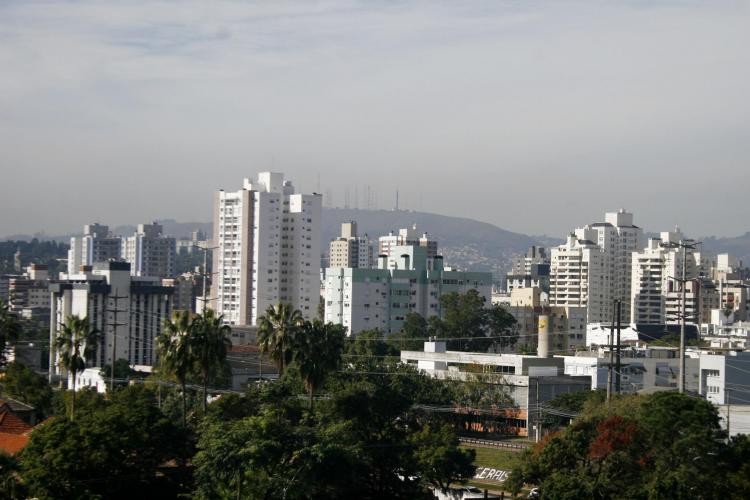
[195,243,219,313]
[615,300,622,394]
[108,290,129,395]
[726,388,731,443]
[607,303,615,404]
[679,244,687,393]
[662,238,700,394]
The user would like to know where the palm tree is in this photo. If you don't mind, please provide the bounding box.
[55,315,100,420]
[158,310,195,428]
[293,320,345,410]
[0,299,21,367]
[192,309,231,413]
[256,303,304,375]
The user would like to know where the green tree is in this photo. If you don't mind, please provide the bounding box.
[158,310,195,428]
[0,452,24,498]
[507,392,731,499]
[257,303,303,375]
[389,311,430,351]
[99,358,135,388]
[191,309,231,413]
[410,422,476,491]
[345,328,398,370]
[486,304,518,350]
[0,300,21,367]
[20,385,184,499]
[0,361,53,421]
[55,315,100,420]
[293,320,345,410]
[433,290,489,351]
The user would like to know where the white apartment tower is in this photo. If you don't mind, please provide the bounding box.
[630,229,703,325]
[329,221,373,269]
[574,210,642,322]
[549,233,610,323]
[211,172,322,325]
[122,222,176,278]
[67,224,123,275]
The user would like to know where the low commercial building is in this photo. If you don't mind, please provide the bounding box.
[561,347,700,393]
[401,341,591,437]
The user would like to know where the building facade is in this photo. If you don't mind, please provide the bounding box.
[67,224,123,275]
[122,223,176,278]
[549,233,610,323]
[378,225,438,259]
[324,245,491,335]
[630,230,704,325]
[329,221,373,269]
[49,261,173,374]
[211,172,322,325]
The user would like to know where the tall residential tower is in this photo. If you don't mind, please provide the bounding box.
[211,172,322,325]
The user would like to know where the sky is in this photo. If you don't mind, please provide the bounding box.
[1,0,749,238]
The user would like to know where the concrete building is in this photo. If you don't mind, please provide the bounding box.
[549,233,610,323]
[49,261,173,375]
[630,230,705,325]
[378,225,438,259]
[122,223,176,278]
[699,351,750,405]
[701,309,750,350]
[506,246,550,293]
[503,288,587,354]
[562,347,700,393]
[211,172,322,325]
[401,341,591,437]
[67,224,123,275]
[176,230,208,255]
[162,272,201,313]
[8,264,50,313]
[324,245,491,335]
[328,221,373,269]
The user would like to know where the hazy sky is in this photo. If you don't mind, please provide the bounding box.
[1,0,749,238]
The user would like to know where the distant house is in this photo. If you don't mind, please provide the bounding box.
[0,397,36,425]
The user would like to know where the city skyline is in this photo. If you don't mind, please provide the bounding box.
[1,0,749,238]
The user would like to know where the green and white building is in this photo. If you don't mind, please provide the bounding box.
[324,245,491,335]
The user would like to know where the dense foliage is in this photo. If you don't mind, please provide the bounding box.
[0,362,54,421]
[20,386,186,499]
[507,392,750,499]
[387,291,518,353]
[0,239,68,275]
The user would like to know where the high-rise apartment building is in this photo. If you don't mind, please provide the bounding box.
[67,224,123,275]
[630,230,704,325]
[378,225,438,259]
[549,210,642,324]
[122,223,176,278]
[329,221,373,269]
[49,261,173,372]
[211,172,322,325]
[574,210,642,321]
[549,233,610,323]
